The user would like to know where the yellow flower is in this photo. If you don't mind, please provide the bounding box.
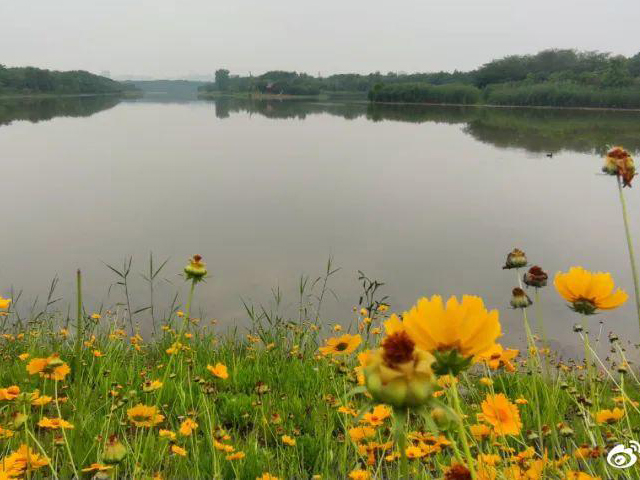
[0,386,20,401]
[281,435,296,446]
[594,407,624,424]
[38,417,74,430]
[171,445,187,457]
[479,377,493,386]
[26,355,71,381]
[348,426,376,442]
[81,463,112,473]
[207,363,229,379]
[478,454,501,466]
[257,474,279,480]
[0,426,14,439]
[179,418,198,436]
[226,452,245,461]
[470,423,492,440]
[554,267,627,314]
[318,334,362,356]
[18,353,29,361]
[90,313,102,320]
[0,296,11,310]
[478,344,519,372]
[402,295,501,374]
[127,404,164,427]
[348,469,370,480]
[159,429,176,441]
[405,445,425,459]
[565,472,601,480]
[142,380,163,392]
[515,397,528,405]
[481,394,522,436]
[1,444,49,476]
[364,331,435,408]
[361,404,392,426]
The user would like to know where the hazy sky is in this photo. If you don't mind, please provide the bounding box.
[2,0,639,79]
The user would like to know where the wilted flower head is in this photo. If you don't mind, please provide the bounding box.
[555,267,627,315]
[184,254,208,282]
[510,288,532,309]
[503,248,527,269]
[363,331,436,408]
[603,146,635,187]
[523,266,548,288]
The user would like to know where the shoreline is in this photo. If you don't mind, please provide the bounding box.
[0,91,141,101]
[198,91,640,112]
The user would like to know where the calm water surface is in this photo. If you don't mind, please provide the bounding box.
[2,95,640,356]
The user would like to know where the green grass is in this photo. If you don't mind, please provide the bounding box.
[1,276,640,479]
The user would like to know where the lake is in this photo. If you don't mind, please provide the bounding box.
[2,94,640,356]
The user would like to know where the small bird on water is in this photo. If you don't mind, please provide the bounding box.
[546,152,553,158]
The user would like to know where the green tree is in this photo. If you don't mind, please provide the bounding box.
[215,69,230,91]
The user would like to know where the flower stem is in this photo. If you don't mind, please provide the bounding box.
[393,408,409,480]
[450,384,476,478]
[73,269,83,389]
[617,176,640,334]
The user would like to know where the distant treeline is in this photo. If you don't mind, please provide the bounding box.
[202,49,640,108]
[0,65,131,96]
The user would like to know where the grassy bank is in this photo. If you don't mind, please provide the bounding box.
[1,262,639,478]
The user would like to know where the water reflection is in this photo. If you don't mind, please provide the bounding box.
[0,95,121,127]
[211,97,640,154]
[3,94,640,156]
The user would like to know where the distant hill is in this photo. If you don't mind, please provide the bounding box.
[124,80,205,98]
[0,65,132,96]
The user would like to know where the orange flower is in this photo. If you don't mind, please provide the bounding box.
[481,394,522,436]
[26,355,70,381]
[225,452,245,461]
[171,445,187,457]
[38,417,74,430]
[554,267,627,315]
[179,418,198,436]
[361,405,392,427]
[0,386,20,401]
[207,363,229,379]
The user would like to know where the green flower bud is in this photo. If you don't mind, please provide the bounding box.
[184,255,208,282]
[364,331,436,409]
[103,435,128,464]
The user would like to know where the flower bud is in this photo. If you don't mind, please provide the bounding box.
[184,255,208,282]
[502,248,527,269]
[431,407,452,430]
[103,435,128,464]
[523,266,548,288]
[560,425,574,437]
[510,288,532,309]
[364,331,436,408]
